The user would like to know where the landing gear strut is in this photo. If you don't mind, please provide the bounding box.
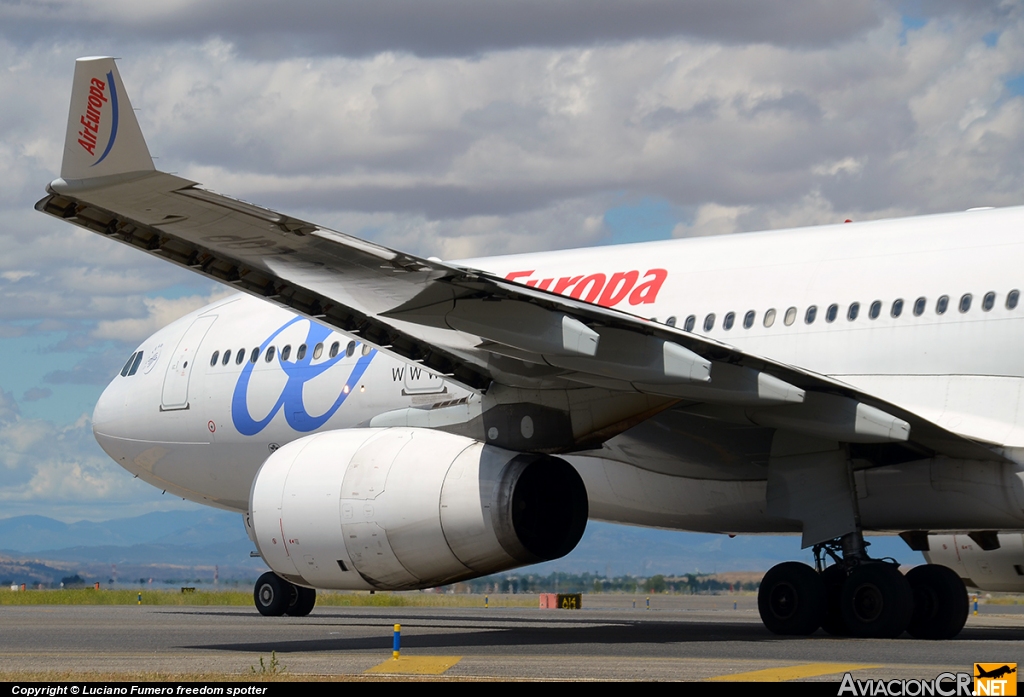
[254,571,317,617]
[757,531,967,639]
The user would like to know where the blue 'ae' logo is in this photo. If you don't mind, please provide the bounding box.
[230,318,376,436]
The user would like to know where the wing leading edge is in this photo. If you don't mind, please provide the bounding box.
[37,57,1006,464]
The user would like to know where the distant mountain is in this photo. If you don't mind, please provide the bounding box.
[0,510,247,552]
[0,511,923,587]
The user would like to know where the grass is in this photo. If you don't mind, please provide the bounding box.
[0,588,537,607]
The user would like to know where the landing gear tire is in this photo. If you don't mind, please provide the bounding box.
[841,563,913,638]
[286,585,317,617]
[254,571,289,616]
[905,564,968,640]
[758,561,825,635]
[820,564,850,636]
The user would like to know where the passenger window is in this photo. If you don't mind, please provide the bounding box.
[349,341,358,357]
[914,297,927,316]
[128,352,144,376]
[763,308,776,328]
[891,299,904,318]
[826,304,838,323]
[805,306,817,324]
[743,310,755,329]
[250,348,259,363]
[265,346,276,362]
[329,341,340,358]
[313,343,324,359]
[936,295,948,315]
[281,345,292,361]
[361,343,372,356]
[848,302,860,321]
[297,344,307,360]
[704,313,716,332]
[1008,290,1020,309]
[222,349,231,366]
[121,352,137,377]
[666,316,677,327]
[783,307,796,326]
[235,348,245,365]
[983,292,995,311]
[869,300,881,320]
[723,312,735,330]
[208,351,219,368]
[959,294,972,313]
[684,315,696,332]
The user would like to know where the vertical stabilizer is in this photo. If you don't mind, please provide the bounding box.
[60,57,154,182]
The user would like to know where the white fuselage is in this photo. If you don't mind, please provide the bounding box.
[92,207,1024,535]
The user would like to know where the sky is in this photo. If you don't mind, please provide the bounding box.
[1,0,1023,524]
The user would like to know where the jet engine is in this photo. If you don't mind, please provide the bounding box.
[923,533,1024,592]
[249,427,588,590]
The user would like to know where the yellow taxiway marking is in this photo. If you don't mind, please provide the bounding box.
[709,663,881,682]
[365,656,463,675]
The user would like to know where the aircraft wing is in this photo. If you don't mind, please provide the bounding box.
[37,57,1006,464]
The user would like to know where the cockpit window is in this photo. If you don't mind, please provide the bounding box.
[121,352,138,377]
[127,351,144,376]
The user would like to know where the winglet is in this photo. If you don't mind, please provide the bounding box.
[59,57,153,182]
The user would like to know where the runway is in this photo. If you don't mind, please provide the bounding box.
[0,596,1021,681]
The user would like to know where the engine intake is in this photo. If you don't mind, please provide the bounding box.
[249,428,587,590]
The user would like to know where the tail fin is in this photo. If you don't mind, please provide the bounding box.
[60,57,153,181]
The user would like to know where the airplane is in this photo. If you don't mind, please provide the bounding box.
[975,665,1017,680]
[35,56,1024,641]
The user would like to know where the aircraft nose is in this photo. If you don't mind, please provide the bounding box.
[92,378,122,436]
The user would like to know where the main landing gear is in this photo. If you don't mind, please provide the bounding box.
[254,571,317,617]
[757,533,968,639]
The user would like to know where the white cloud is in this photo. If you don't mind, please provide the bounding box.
[92,290,235,343]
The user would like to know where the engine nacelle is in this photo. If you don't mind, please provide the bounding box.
[924,533,1024,592]
[249,428,588,590]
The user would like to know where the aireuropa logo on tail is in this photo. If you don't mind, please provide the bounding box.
[76,71,119,166]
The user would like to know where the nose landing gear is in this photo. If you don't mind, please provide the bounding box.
[757,532,968,639]
[254,571,317,617]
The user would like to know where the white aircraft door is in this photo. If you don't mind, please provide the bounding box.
[161,315,217,411]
